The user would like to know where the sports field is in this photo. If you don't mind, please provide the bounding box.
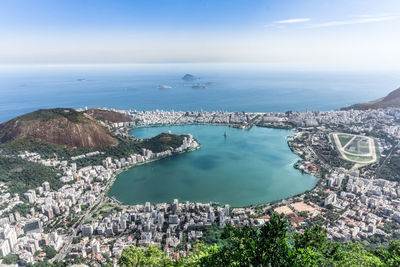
[332,133,377,164]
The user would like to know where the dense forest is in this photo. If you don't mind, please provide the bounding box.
[379,153,400,182]
[0,157,62,194]
[141,133,186,153]
[2,133,186,159]
[2,137,93,158]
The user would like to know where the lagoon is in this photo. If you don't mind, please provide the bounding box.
[108,125,317,207]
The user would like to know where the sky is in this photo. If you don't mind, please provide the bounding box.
[0,0,399,69]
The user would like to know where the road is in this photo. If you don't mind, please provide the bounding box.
[51,194,107,262]
[51,174,116,262]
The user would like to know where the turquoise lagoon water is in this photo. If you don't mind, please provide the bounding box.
[108,125,317,206]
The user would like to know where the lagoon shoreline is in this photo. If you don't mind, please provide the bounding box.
[108,122,319,208]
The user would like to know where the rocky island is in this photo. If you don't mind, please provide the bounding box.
[157,85,172,89]
[182,74,197,81]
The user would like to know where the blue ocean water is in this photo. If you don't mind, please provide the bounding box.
[0,63,399,122]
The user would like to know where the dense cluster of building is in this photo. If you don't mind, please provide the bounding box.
[0,130,199,265]
[0,180,64,264]
[323,167,400,241]
[2,106,400,265]
[126,110,259,126]
[106,108,400,141]
[74,199,256,264]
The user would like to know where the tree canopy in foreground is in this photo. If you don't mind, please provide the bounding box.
[118,214,400,267]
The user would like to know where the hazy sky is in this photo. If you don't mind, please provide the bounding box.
[0,0,399,68]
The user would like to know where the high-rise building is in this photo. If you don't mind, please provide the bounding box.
[14,212,21,222]
[172,199,179,213]
[71,163,77,173]
[82,225,94,236]
[0,240,10,256]
[91,239,100,255]
[42,182,50,192]
[224,205,230,217]
[169,215,180,225]
[8,214,15,224]
[145,202,151,213]
[24,220,42,234]
[24,190,37,203]
[0,225,17,252]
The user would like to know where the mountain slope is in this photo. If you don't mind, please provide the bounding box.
[0,108,118,148]
[344,87,400,110]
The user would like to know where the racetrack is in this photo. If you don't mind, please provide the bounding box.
[332,133,377,164]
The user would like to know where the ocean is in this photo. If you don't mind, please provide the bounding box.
[0,63,399,122]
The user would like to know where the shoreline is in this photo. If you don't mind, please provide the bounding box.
[110,123,319,209]
[106,142,202,202]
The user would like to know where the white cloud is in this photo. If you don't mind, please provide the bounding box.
[273,18,311,24]
[309,15,397,28]
[350,13,391,18]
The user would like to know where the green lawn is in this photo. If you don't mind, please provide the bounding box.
[346,155,373,162]
[344,137,370,155]
[338,134,353,147]
[359,141,370,154]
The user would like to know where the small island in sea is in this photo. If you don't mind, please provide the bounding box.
[157,84,172,89]
[183,81,216,89]
[191,84,206,89]
[182,73,197,81]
